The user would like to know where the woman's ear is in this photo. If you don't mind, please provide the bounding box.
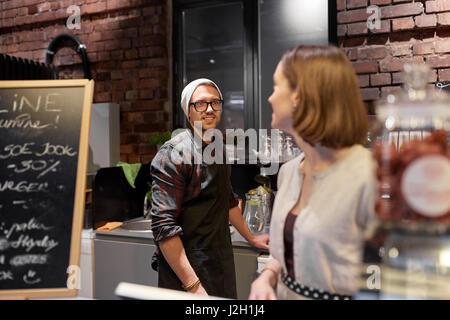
[291,89,300,109]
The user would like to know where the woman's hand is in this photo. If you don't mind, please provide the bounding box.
[248,269,277,300]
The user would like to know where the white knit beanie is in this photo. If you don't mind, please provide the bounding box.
[180,78,223,118]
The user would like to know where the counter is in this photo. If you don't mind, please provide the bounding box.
[94,225,267,250]
[93,225,269,300]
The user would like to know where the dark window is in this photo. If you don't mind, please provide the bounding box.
[173,0,337,131]
[182,3,245,131]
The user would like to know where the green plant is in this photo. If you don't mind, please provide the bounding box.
[149,131,172,146]
[146,182,152,204]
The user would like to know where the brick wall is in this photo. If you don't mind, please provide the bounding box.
[338,0,450,110]
[0,0,171,164]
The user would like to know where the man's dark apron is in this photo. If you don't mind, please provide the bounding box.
[157,163,237,299]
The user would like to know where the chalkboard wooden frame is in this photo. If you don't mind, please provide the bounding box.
[0,80,94,299]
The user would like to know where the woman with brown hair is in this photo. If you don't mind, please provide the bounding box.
[249,45,377,300]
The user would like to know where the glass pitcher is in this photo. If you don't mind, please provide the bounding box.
[243,192,270,235]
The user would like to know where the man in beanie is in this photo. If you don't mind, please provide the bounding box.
[150,79,269,298]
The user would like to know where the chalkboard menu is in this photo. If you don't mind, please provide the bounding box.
[0,80,93,298]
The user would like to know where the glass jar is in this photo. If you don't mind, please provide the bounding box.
[361,63,450,300]
[373,63,450,225]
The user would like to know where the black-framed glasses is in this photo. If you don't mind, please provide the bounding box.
[189,99,223,112]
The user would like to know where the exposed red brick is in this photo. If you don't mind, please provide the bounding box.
[141,58,168,67]
[0,1,171,164]
[111,70,124,80]
[141,153,157,165]
[337,0,347,11]
[358,74,370,87]
[138,78,161,89]
[437,12,450,25]
[347,0,368,9]
[392,17,415,31]
[413,41,435,55]
[415,14,437,28]
[369,19,391,34]
[358,46,388,59]
[426,55,450,68]
[371,73,392,86]
[380,86,402,97]
[352,61,379,73]
[137,144,155,155]
[4,9,18,19]
[379,56,424,72]
[28,5,38,15]
[139,88,155,99]
[426,0,450,13]
[107,0,137,11]
[142,111,165,124]
[338,8,370,23]
[94,92,112,102]
[127,154,141,164]
[390,43,412,56]
[439,68,450,81]
[347,22,368,35]
[139,68,157,78]
[345,47,359,60]
[131,100,165,112]
[370,0,391,4]
[111,50,124,60]
[391,71,403,84]
[7,44,19,53]
[381,3,424,19]
[37,2,50,12]
[134,123,168,133]
[360,87,381,100]
[123,112,143,123]
[120,144,137,155]
[436,39,450,53]
[392,69,437,83]
[125,90,139,101]
[429,69,438,82]
[81,2,107,15]
[338,24,347,37]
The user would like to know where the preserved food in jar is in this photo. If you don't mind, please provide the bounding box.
[373,63,450,225]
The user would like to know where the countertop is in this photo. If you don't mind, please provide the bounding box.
[93,223,268,253]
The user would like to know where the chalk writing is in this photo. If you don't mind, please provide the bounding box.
[10,254,49,267]
[0,142,77,159]
[0,181,49,193]
[0,270,14,281]
[8,234,59,252]
[3,218,52,239]
[23,270,41,285]
[0,142,34,159]
[0,113,52,129]
[7,159,61,178]
[35,143,77,157]
[10,93,62,114]
[0,238,8,251]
